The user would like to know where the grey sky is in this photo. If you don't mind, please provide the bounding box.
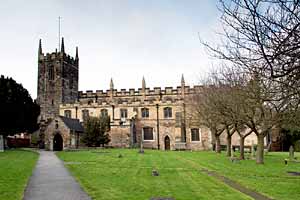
[0,0,220,99]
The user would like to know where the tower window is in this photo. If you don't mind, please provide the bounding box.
[164,107,172,118]
[48,65,54,80]
[51,99,54,105]
[141,108,149,118]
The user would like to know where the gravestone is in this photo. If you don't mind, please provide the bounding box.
[289,145,294,160]
[0,135,4,152]
[152,170,159,176]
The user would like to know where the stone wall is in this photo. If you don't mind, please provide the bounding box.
[60,89,211,151]
[43,117,81,150]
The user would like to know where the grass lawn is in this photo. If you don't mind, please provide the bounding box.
[57,149,300,200]
[0,149,38,200]
[176,151,300,200]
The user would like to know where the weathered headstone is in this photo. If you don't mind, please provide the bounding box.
[0,135,4,152]
[265,142,271,155]
[289,145,294,160]
[152,170,159,176]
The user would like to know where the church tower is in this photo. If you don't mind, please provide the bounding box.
[37,38,79,121]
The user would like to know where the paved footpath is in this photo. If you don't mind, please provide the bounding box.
[23,150,91,200]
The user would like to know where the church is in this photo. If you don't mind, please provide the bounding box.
[37,38,259,151]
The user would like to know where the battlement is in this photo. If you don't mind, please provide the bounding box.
[78,85,201,99]
[38,38,78,66]
[39,52,78,65]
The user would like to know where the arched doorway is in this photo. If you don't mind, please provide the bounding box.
[53,133,63,151]
[164,136,170,150]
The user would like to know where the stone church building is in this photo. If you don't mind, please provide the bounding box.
[37,38,261,151]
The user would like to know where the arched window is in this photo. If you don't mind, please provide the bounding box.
[164,107,172,118]
[141,108,149,118]
[82,109,89,121]
[48,65,54,80]
[64,110,72,118]
[100,109,108,117]
[143,127,153,140]
[191,128,200,141]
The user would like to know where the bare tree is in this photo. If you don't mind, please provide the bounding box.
[204,1,300,85]
[240,73,285,164]
[199,0,300,163]
[192,67,283,163]
[188,69,239,156]
[187,85,226,153]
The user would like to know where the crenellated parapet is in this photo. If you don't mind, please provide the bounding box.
[78,85,199,99]
[38,52,78,66]
[38,37,79,67]
[61,91,185,108]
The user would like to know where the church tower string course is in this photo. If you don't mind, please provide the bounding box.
[37,38,79,121]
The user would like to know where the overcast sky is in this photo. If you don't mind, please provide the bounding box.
[0,0,221,99]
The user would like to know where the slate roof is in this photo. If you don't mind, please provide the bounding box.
[59,116,84,132]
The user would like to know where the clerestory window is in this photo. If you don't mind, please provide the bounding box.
[141,108,149,118]
[164,107,172,118]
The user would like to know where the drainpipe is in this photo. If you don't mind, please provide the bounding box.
[183,102,186,142]
[75,106,78,119]
[156,104,160,150]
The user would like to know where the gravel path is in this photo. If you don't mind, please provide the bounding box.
[23,150,91,200]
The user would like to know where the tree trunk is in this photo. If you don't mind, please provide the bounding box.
[226,135,232,157]
[215,135,221,153]
[256,134,265,164]
[0,135,4,152]
[239,137,245,160]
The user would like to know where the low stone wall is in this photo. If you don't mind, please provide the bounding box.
[7,138,30,148]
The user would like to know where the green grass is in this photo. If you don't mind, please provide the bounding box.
[0,149,38,200]
[175,151,300,200]
[58,150,300,200]
[57,149,250,200]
